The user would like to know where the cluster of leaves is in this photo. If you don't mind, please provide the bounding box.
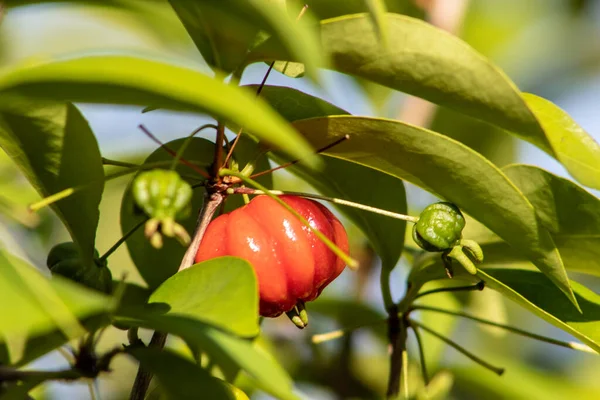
[0,0,599,399]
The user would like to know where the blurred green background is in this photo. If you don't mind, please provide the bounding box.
[1,1,599,399]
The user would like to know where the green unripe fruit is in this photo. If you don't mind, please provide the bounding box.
[46,242,80,269]
[47,242,112,294]
[132,169,193,221]
[413,202,465,252]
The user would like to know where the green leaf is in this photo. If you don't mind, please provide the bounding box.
[0,250,113,365]
[272,61,305,78]
[127,347,246,400]
[169,0,324,82]
[0,55,319,168]
[250,85,407,271]
[291,116,578,308]
[501,164,600,276]
[522,93,600,190]
[116,314,298,400]
[168,0,261,73]
[120,138,213,289]
[252,14,600,188]
[148,257,259,337]
[477,269,600,354]
[0,98,103,267]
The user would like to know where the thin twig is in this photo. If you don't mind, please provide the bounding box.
[412,305,597,354]
[138,124,210,178]
[409,319,505,375]
[99,218,147,262]
[222,62,275,169]
[414,281,484,300]
[411,324,429,385]
[249,135,350,179]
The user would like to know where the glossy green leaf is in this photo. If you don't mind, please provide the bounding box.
[128,347,246,400]
[291,116,577,307]
[0,55,319,168]
[522,93,600,189]
[253,14,600,188]
[250,85,407,271]
[120,138,212,289]
[477,269,600,354]
[149,257,259,337]
[0,98,103,267]
[515,166,600,276]
[463,165,600,277]
[116,313,298,400]
[0,251,113,365]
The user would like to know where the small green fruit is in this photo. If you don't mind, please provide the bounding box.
[413,202,465,252]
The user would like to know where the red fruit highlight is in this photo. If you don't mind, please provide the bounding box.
[195,195,349,317]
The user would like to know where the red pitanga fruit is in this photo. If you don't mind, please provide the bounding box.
[195,195,349,317]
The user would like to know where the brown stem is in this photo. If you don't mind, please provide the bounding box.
[386,306,407,398]
[212,123,226,179]
[129,331,167,400]
[128,191,224,400]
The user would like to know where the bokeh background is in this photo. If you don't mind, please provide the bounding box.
[1,0,600,399]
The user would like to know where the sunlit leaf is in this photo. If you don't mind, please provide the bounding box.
[0,251,112,365]
[148,257,259,337]
[116,314,298,400]
[0,55,320,168]
[0,98,103,267]
[253,14,600,188]
[291,115,577,307]
[522,94,600,190]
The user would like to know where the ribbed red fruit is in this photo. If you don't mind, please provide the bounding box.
[195,195,349,317]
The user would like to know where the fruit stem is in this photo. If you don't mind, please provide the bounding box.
[99,218,147,263]
[411,305,597,354]
[178,191,225,272]
[222,169,359,269]
[233,187,419,223]
[409,319,505,376]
